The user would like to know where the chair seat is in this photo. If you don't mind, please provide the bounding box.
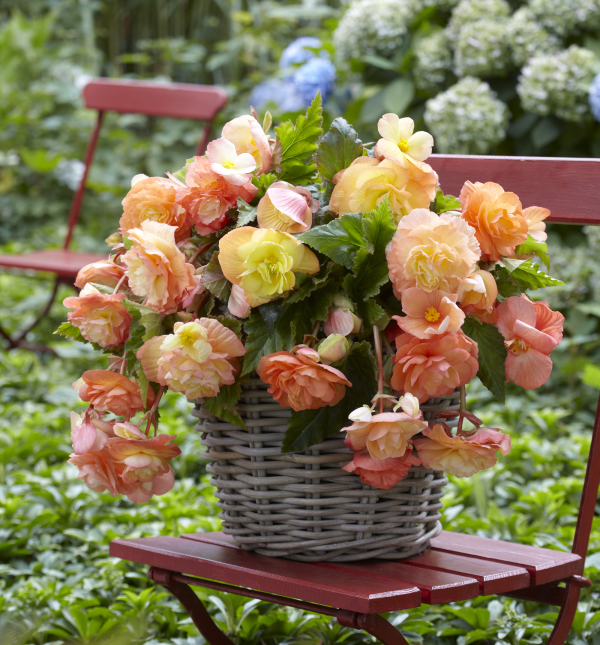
[0,249,106,279]
[110,531,582,614]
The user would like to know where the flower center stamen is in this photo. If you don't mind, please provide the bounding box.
[398,138,411,153]
[507,338,530,355]
[425,306,440,322]
[179,329,197,346]
[222,160,235,169]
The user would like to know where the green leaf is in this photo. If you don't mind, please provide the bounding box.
[433,189,461,214]
[217,315,242,338]
[286,263,334,305]
[203,252,231,302]
[171,157,194,184]
[511,259,564,291]
[493,266,522,301]
[137,367,150,407]
[315,117,363,182]
[343,199,396,325]
[252,172,278,199]
[582,364,600,388]
[381,77,415,116]
[54,321,86,344]
[282,341,377,452]
[515,234,550,270]
[236,199,258,227]
[298,212,365,269]
[203,382,246,429]
[139,310,163,342]
[273,93,323,184]
[124,319,145,375]
[462,317,507,403]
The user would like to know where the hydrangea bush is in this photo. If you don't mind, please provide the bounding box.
[59,97,567,500]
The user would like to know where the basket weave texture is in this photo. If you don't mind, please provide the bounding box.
[193,377,460,562]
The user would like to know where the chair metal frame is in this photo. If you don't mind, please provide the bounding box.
[0,78,228,352]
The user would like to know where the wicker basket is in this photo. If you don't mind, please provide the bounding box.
[193,378,459,562]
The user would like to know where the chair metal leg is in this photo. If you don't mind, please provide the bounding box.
[338,610,410,645]
[149,568,236,645]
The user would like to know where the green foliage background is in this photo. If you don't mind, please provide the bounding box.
[2,1,600,643]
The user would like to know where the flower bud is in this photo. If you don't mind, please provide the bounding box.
[324,306,354,336]
[317,334,350,364]
[398,393,420,418]
[348,406,372,423]
[333,294,355,311]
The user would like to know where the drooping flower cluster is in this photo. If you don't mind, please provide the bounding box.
[412,30,454,92]
[454,20,511,78]
[61,100,564,497]
[446,0,511,41]
[507,8,561,68]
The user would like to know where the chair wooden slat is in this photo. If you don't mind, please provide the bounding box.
[82,78,228,120]
[429,155,600,226]
[109,536,422,614]
[0,250,106,279]
[430,531,582,585]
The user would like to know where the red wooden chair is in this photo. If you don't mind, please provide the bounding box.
[111,154,600,645]
[0,78,227,352]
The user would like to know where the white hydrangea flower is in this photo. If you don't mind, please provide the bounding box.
[446,0,511,41]
[333,0,418,62]
[528,0,600,37]
[424,77,509,154]
[507,8,561,68]
[517,46,597,122]
[413,30,453,92]
[454,19,511,78]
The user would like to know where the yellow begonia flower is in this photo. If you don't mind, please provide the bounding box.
[219,227,320,307]
[374,114,434,171]
[329,157,436,223]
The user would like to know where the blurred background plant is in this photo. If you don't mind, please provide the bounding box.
[2,0,600,643]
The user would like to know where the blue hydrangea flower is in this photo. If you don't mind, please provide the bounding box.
[280,37,322,69]
[590,74,600,122]
[248,79,305,113]
[292,57,337,105]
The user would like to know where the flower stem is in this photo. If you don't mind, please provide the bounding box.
[189,242,215,265]
[143,385,165,436]
[373,324,384,414]
[457,385,467,434]
[113,274,127,295]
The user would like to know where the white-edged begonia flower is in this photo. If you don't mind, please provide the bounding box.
[206,138,256,186]
[374,114,434,171]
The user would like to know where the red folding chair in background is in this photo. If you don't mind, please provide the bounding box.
[0,77,227,352]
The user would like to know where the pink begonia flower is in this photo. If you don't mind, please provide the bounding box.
[122,221,201,315]
[324,295,362,336]
[73,370,154,418]
[256,181,318,233]
[386,209,480,297]
[75,258,125,290]
[495,295,564,389]
[206,138,257,186]
[394,288,465,340]
[137,318,246,400]
[176,157,257,236]
[63,283,132,348]
[523,206,550,243]
[414,424,511,478]
[343,448,422,489]
[68,449,131,497]
[70,409,115,456]
[222,115,272,174]
[373,114,434,171]
[257,346,351,412]
[457,270,498,318]
[125,468,175,504]
[390,331,479,403]
[228,284,251,319]
[343,411,428,460]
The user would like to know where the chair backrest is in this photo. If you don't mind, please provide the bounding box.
[64,78,228,249]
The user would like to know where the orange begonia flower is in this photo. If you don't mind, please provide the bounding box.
[394,288,465,339]
[342,448,422,489]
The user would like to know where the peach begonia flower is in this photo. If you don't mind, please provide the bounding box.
[63,284,132,348]
[394,288,465,340]
[342,448,422,489]
[219,227,319,307]
[68,449,130,497]
[70,409,115,456]
[73,370,154,418]
[495,294,564,389]
[222,114,272,174]
[523,206,550,243]
[343,411,428,460]
[228,284,251,319]
[373,114,434,171]
[176,157,258,236]
[391,331,479,403]
[414,424,511,478]
[257,181,319,233]
[137,318,246,399]
[459,181,532,262]
[457,270,498,318]
[120,176,190,242]
[324,295,362,336]
[122,220,200,315]
[386,209,480,297]
[75,258,125,290]
[329,157,436,223]
[206,138,256,186]
[257,346,351,412]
